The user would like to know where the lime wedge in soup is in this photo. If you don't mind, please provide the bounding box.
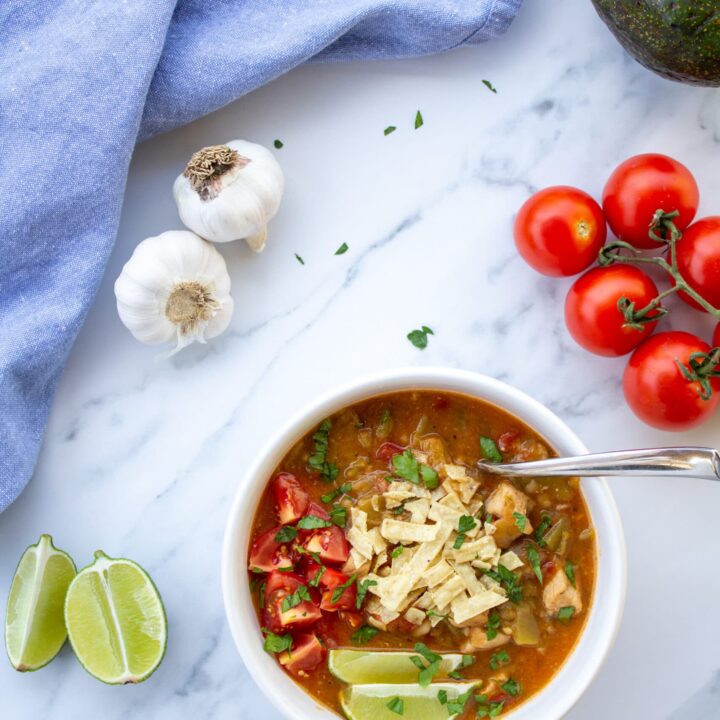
[64,551,167,684]
[5,534,77,671]
[341,682,479,720]
[329,648,465,684]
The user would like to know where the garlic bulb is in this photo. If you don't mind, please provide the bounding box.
[173,139,284,252]
[114,230,233,354]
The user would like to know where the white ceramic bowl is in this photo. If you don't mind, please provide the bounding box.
[222,368,626,720]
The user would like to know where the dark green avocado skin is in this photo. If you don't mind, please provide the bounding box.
[591,0,720,86]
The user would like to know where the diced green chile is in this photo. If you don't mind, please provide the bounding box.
[512,604,540,646]
[543,517,571,554]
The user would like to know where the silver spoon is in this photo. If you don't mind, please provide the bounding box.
[477,447,720,481]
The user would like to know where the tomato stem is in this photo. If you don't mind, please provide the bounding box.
[675,348,720,401]
[599,215,720,321]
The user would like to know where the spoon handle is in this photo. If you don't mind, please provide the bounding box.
[477,447,720,481]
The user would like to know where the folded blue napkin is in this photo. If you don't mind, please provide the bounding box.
[0,0,522,513]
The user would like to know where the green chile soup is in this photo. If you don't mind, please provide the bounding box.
[247,390,596,719]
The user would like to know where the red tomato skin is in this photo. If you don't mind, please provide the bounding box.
[623,332,720,430]
[565,266,660,356]
[278,633,326,676]
[376,441,404,464]
[272,472,309,525]
[248,527,295,573]
[304,526,349,565]
[675,217,720,312]
[514,186,607,277]
[303,502,331,521]
[320,582,357,612]
[714,323,720,348]
[602,154,699,249]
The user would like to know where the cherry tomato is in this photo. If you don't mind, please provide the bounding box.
[248,526,295,573]
[714,323,720,348]
[602,154,699,249]
[623,331,720,430]
[278,633,326,676]
[675,217,720,312]
[514,186,607,277]
[272,472,309,525]
[564,265,661,356]
[304,525,349,565]
[319,570,357,612]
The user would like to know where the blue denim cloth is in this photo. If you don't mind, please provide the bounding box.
[0,0,522,512]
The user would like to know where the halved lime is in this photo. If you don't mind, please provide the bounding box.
[329,648,465,684]
[340,682,479,720]
[5,534,76,671]
[64,551,167,684]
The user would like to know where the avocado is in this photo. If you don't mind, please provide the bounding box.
[591,0,720,86]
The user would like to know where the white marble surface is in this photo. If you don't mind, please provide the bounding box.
[3,0,720,717]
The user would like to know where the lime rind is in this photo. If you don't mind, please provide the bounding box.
[329,648,464,684]
[340,682,479,720]
[5,534,77,672]
[64,551,167,685]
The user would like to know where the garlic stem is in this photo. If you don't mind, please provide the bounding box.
[183,145,250,200]
[165,281,219,338]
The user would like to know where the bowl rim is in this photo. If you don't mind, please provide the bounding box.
[221,367,627,720]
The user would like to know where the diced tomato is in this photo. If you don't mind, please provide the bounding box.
[248,527,295,573]
[321,581,356,612]
[272,472,309,525]
[304,525,349,565]
[263,571,322,632]
[498,431,519,453]
[304,502,331,522]
[278,633,326,676]
[376,441,404,464]
[304,561,346,589]
[542,560,556,575]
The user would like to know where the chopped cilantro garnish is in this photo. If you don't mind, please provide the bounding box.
[480,436,503,463]
[329,504,347,528]
[273,139,284,148]
[274,526,297,543]
[351,625,379,644]
[331,574,356,604]
[392,503,406,515]
[486,610,500,640]
[307,419,338,483]
[558,606,575,623]
[448,671,463,680]
[356,578,378,609]
[392,449,420,483]
[414,110,424,129]
[297,514,332,530]
[280,584,311,612]
[294,253,304,265]
[420,464,439,489]
[437,689,448,705]
[321,483,352,504]
[445,688,473,715]
[486,565,523,604]
[412,643,442,687]
[407,325,433,349]
[391,545,404,559]
[461,654,474,668]
[477,700,505,718]
[489,649,510,670]
[384,125,397,136]
[309,565,326,588]
[528,546,543,584]
[335,242,349,256]
[501,678,521,697]
[262,629,292,654]
[454,514,477,549]
[426,609,448,619]
[482,79,497,93]
[250,566,265,574]
[295,546,322,564]
[513,512,527,533]
[534,514,552,546]
[386,697,404,715]
[565,561,576,588]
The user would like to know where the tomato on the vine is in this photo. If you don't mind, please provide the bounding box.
[565,265,661,356]
[714,322,720,348]
[514,186,607,277]
[623,331,720,430]
[675,216,720,312]
[602,154,699,249]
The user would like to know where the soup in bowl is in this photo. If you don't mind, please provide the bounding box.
[222,369,625,720]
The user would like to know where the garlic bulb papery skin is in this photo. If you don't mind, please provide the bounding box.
[172,139,284,252]
[114,230,234,354]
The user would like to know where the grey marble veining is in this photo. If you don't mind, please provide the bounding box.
[2,0,720,718]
